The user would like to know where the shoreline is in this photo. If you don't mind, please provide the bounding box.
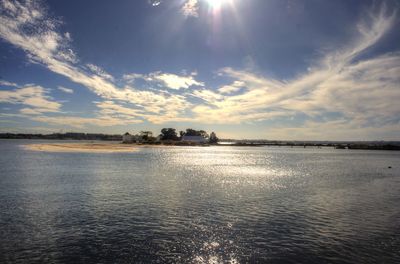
[20,141,400,153]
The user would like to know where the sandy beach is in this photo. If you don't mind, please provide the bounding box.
[23,143,138,153]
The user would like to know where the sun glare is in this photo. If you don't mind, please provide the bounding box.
[206,0,228,9]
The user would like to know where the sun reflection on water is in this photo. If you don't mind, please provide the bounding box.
[157,146,296,193]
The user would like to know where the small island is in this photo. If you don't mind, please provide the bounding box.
[121,128,219,146]
[16,128,220,153]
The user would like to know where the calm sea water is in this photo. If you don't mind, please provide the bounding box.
[0,140,399,264]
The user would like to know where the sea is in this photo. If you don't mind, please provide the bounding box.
[0,139,399,263]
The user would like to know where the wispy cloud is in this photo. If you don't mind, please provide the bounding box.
[57,86,74,94]
[188,4,399,137]
[0,0,192,125]
[86,64,114,82]
[0,80,18,87]
[218,81,245,94]
[95,100,144,119]
[0,84,62,114]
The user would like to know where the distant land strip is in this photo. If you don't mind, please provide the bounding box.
[3,133,400,151]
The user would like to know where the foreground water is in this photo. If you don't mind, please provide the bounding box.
[0,140,399,263]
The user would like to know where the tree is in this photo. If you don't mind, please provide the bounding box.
[140,131,153,140]
[160,128,178,140]
[185,128,197,136]
[184,129,208,138]
[199,130,209,139]
[209,132,218,144]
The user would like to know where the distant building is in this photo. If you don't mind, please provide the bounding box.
[123,132,147,143]
[134,135,144,143]
[181,135,208,144]
[122,132,133,143]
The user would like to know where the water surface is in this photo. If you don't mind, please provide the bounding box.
[0,140,399,263]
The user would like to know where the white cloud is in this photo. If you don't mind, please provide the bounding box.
[58,86,74,94]
[218,81,245,94]
[19,107,52,115]
[192,89,223,103]
[95,100,144,119]
[122,73,144,83]
[149,72,204,89]
[123,71,204,90]
[86,63,114,81]
[181,0,199,18]
[0,84,62,114]
[0,80,18,87]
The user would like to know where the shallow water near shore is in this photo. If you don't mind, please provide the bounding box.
[1,139,399,263]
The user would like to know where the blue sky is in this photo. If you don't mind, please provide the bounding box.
[0,0,399,140]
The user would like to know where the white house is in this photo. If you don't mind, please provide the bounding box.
[122,132,133,143]
[123,132,146,143]
[181,135,208,144]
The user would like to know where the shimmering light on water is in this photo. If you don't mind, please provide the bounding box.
[0,140,399,263]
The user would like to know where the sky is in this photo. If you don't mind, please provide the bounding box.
[0,0,399,140]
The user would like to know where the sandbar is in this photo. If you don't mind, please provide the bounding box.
[22,143,138,153]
